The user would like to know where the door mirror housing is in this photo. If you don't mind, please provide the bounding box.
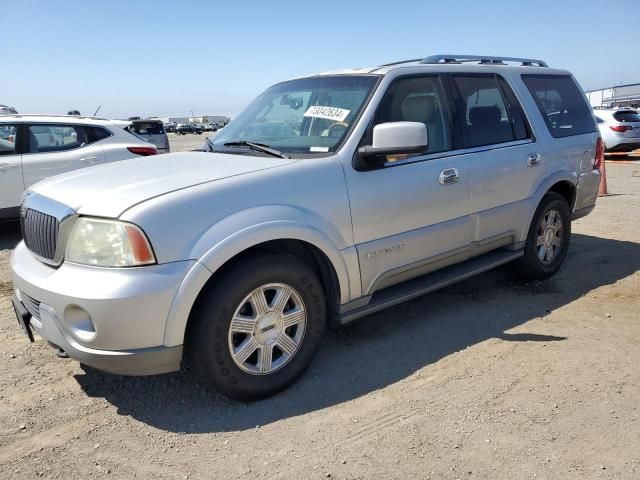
[358,122,429,163]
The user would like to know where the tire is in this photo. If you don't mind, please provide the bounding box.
[187,254,327,401]
[515,192,571,280]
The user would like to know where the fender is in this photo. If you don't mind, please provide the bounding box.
[163,206,361,347]
[517,169,578,243]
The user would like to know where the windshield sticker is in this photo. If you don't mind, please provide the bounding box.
[303,106,350,122]
[310,146,329,152]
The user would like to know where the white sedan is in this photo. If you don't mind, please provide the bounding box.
[593,108,640,154]
[0,115,157,219]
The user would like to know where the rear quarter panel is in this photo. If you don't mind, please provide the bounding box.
[506,71,599,238]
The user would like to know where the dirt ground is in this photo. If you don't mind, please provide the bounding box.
[0,160,639,480]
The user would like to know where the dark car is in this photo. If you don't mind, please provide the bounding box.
[176,123,203,135]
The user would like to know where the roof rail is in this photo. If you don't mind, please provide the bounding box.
[8,114,110,120]
[421,54,548,67]
[378,58,423,67]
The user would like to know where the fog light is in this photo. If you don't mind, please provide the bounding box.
[64,305,96,342]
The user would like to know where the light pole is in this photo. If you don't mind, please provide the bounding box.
[190,110,194,122]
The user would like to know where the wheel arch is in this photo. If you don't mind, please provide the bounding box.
[547,180,577,211]
[163,221,359,347]
[520,172,578,242]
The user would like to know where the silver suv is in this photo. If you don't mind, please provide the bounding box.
[10,55,602,400]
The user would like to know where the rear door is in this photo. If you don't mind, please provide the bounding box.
[22,123,106,190]
[0,123,24,212]
[449,73,543,249]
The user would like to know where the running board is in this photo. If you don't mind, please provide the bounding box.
[338,249,524,325]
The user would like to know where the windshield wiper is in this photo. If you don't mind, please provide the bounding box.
[223,141,290,159]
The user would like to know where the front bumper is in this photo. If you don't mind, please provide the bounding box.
[10,241,195,375]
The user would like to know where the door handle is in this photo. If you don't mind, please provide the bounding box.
[439,168,460,185]
[78,156,98,163]
[0,163,18,172]
[527,153,542,166]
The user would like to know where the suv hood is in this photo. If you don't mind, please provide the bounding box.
[30,152,295,218]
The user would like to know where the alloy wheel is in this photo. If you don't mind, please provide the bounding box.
[228,283,307,375]
[536,209,564,265]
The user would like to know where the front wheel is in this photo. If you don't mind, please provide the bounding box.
[187,254,327,400]
[515,192,571,280]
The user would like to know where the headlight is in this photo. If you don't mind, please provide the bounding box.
[66,218,156,267]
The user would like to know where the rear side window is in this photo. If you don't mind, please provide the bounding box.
[522,75,596,138]
[0,124,17,156]
[27,124,107,153]
[613,111,640,123]
[452,74,521,147]
[86,126,111,142]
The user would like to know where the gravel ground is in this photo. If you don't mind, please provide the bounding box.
[167,132,216,153]
[0,160,639,479]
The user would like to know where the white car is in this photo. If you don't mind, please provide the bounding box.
[0,115,157,219]
[593,108,640,153]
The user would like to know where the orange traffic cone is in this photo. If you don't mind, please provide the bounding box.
[598,156,608,196]
[597,138,608,196]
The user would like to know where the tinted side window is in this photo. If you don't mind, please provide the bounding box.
[86,126,111,142]
[375,75,452,155]
[497,77,531,140]
[522,75,597,138]
[0,124,17,156]
[27,124,105,153]
[452,75,516,147]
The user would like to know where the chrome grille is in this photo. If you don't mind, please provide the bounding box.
[21,209,60,261]
[22,293,41,320]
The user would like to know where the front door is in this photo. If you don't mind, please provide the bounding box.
[0,123,24,213]
[344,74,471,295]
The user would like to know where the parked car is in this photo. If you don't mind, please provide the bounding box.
[10,54,601,400]
[127,119,170,154]
[0,115,157,219]
[176,123,203,135]
[0,105,18,115]
[593,108,640,153]
[164,122,177,133]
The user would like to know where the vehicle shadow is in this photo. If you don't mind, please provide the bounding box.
[0,220,21,250]
[74,233,640,433]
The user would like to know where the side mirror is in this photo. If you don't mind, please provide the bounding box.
[358,122,428,162]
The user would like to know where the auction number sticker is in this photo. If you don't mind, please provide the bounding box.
[303,106,350,122]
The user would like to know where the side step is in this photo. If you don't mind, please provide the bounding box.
[338,249,524,325]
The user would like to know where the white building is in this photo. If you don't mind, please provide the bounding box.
[586,82,640,108]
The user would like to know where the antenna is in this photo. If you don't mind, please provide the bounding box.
[93,105,102,117]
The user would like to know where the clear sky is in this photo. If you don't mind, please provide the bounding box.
[2,0,638,119]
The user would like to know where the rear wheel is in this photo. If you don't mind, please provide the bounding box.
[187,254,326,400]
[515,192,571,280]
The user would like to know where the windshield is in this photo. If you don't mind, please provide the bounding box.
[211,75,379,156]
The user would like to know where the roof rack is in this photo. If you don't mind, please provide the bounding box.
[8,114,110,121]
[421,54,548,67]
